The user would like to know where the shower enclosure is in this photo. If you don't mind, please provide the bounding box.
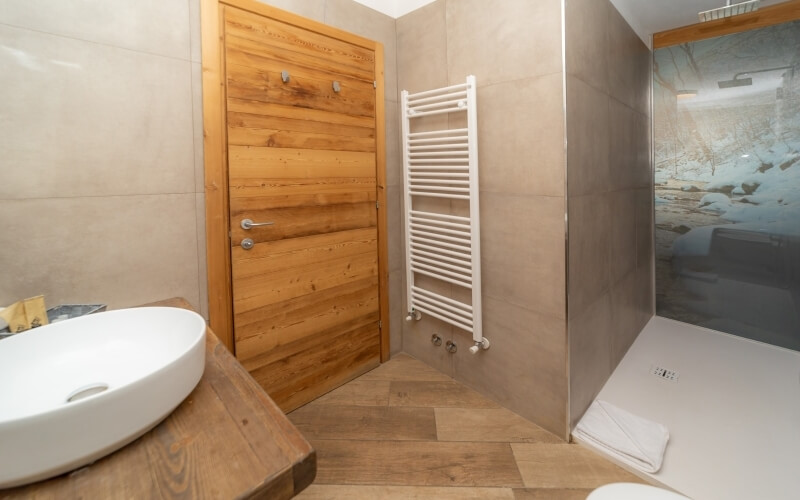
[653,20,800,351]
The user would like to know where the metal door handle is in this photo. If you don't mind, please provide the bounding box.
[241,219,274,230]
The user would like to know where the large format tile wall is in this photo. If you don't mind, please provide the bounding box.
[565,0,654,429]
[0,0,398,327]
[0,0,207,315]
[397,0,570,439]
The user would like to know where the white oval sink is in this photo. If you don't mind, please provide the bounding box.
[0,306,206,488]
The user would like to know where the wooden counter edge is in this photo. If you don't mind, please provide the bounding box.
[142,298,317,499]
[0,297,315,499]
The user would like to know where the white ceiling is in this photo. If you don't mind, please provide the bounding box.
[353,0,790,48]
[350,0,434,18]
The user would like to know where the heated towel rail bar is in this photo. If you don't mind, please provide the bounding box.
[401,75,488,353]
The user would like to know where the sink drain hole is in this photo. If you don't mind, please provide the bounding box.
[66,383,109,403]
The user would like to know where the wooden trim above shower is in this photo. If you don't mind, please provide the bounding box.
[653,0,800,48]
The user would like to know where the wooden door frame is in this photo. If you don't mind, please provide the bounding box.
[653,0,800,48]
[200,0,390,361]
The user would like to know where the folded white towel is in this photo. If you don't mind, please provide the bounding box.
[574,400,669,473]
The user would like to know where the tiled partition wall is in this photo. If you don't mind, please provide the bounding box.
[397,0,570,439]
[565,0,654,429]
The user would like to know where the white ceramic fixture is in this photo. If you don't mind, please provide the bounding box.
[0,307,207,488]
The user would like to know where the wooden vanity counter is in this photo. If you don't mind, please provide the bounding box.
[1,298,315,499]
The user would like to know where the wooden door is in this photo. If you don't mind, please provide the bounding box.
[216,4,385,412]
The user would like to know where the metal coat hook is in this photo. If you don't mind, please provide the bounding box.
[281,70,290,83]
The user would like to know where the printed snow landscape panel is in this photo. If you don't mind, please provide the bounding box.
[653,21,800,351]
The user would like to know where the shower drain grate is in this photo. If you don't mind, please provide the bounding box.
[651,365,679,382]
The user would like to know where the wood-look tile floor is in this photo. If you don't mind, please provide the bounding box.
[289,354,644,499]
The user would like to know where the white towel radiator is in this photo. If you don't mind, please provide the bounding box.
[401,75,489,354]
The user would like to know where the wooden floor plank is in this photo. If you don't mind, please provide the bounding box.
[296,485,516,499]
[289,405,437,441]
[390,380,500,409]
[511,443,644,489]
[288,354,655,498]
[309,379,391,407]
[312,440,524,487]
[435,408,562,444]
[357,353,453,382]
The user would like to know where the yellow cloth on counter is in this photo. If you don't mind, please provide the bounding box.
[0,295,49,333]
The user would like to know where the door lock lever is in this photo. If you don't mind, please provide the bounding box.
[241,219,274,230]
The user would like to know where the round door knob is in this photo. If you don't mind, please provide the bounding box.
[241,238,254,250]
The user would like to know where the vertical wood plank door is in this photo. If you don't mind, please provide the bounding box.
[222,5,381,412]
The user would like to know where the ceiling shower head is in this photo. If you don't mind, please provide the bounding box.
[718,77,753,88]
[717,66,793,89]
[699,0,760,22]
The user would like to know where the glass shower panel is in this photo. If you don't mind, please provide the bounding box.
[653,21,800,351]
